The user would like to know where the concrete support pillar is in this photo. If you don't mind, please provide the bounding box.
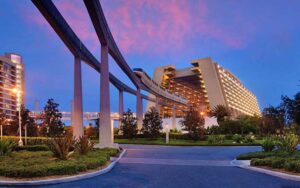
[172,106,176,130]
[99,45,114,147]
[155,96,160,113]
[73,56,84,139]
[136,88,143,130]
[118,90,124,129]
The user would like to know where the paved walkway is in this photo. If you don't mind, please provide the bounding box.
[4,145,300,188]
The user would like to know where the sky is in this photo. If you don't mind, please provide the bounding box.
[0,0,299,114]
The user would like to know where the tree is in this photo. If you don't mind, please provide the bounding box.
[0,112,6,127]
[141,107,163,138]
[85,123,96,138]
[120,109,138,139]
[261,106,285,135]
[93,118,100,138]
[181,107,205,140]
[40,99,64,137]
[236,115,260,135]
[282,92,300,126]
[210,105,231,123]
[9,105,37,136]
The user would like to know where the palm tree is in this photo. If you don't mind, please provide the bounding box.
[210,105,231,123]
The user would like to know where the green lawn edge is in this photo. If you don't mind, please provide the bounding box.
[113,138,262,146]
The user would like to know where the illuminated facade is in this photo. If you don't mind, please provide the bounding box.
[0,53,25,119]
[149,57,260,118]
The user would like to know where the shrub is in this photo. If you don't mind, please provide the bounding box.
[75,136,94,155]
[170,128,181,134]
[100,147,119,157]
[0,140,15,156]
[208,135,225,144]
[251,157,274,166]
[261,137,276,152]
[277,133,299,154]
[237,151,274,160]
[206,126,220,135]
[14,145,49,152]
[232,134,243,143]
[244,133,255,143]
[48,135,75,160]
[251,157,288,169]
[271,158,285,168]
[283,160,300,173]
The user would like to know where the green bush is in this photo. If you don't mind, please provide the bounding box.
[237,151,274,160]
[75,136,94,155]
[261,137,276,152]
[283,160,300,173]
[277,133,299,154]
[14,145,49,152]
[244,133,255,143]
[232,134,243,143]
[271,158,285,168]
[0,140,15,156]
[208,135,225,144]
[251,157,274,166]
[100,147,119,157]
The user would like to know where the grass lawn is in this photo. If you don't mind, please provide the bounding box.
[0,148,119,178]
[114,138,262,146]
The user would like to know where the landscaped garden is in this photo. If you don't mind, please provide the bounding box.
[236,133,300,174]
[0,136,119,179]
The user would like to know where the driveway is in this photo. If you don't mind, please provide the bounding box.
[4,145,300,188]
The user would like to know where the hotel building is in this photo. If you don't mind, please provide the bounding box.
[148,57,260,119]
[0,53,25,119]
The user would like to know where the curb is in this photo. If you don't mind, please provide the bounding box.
[0,149,126,186]
[231,159,300,182]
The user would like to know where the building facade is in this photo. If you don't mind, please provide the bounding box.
[0,53,25,119]
[148,57,260,119]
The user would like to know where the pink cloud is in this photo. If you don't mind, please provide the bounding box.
[22,0,255,55]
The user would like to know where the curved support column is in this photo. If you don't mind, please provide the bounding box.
[99,45,114,147]
[118,90,124,129]
[172,106,176,130]
[136,88,143,130]
[73,56,84,139]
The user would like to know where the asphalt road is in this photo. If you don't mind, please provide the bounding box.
[5,145,300,188]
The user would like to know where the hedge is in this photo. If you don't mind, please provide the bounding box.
[14,145,49,152]
[236,151,275,160]
[2,136,50,145]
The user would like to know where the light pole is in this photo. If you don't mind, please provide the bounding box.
[12,88,23,146]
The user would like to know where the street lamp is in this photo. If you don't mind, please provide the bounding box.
[12,88,23,146]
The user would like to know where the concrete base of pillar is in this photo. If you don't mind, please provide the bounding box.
[94,143,119,149]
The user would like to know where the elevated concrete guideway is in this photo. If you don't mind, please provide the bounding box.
[32,0,188,147]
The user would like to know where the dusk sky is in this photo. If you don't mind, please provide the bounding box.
[0,0,299,113]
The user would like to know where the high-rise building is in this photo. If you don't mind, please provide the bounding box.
[148,57,260,118]
[0,53,25,120]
